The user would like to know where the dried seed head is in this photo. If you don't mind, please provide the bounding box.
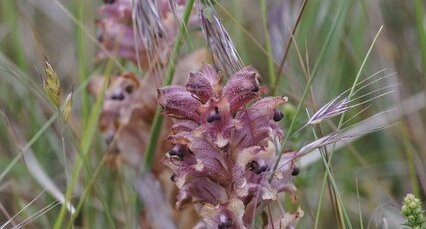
[307,97,350,125]
[133,0,166,70]
[63,91,73,122]
[201,7,243,76]
[297,132,341,156]
[43,60,61,107]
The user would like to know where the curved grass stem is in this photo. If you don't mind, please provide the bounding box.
[53,57,116,229]
[414,0,426,80]
[271,0,351,176]
[271,0,308,95]
[315,24,384,229]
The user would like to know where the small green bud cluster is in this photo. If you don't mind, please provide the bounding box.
[401,194,425,229]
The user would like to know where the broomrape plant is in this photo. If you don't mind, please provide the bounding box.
[2,0,419,228]
[88,0,397,228]
[158,64,303,228]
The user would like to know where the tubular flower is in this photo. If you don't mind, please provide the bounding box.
[96,0,197,68]
[88,72,163,170]
[159,64,300,228]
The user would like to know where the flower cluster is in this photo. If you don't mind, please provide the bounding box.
[88,73,164,169]
[401,193,425,229]
[159,64,301,228]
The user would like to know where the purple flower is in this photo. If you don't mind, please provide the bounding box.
[159,64,299,227]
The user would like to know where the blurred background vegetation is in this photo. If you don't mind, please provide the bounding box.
[0,0,425,228]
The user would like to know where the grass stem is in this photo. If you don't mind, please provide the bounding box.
[272,0,308,95]
[260,0,276,86]
[414,0,426,80]
[75,0,90,127]
[53,56,115,229]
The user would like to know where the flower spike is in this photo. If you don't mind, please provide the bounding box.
[160,64,300,227]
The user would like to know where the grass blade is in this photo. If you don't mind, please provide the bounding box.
[260,0,275,86]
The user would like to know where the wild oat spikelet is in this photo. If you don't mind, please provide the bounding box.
[43,60,61,107]
[401,193,425,229]
[62,91,73,122]
[307,97,350,125]
[201,7,243,76]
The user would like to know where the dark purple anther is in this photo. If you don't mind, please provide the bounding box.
[169,145,184,158]
[170,173,176,181]
[273,109,284,122]
[111,93,125,100]
[207,106,221,123]
[291,166,300,176]
[251,85,259,92]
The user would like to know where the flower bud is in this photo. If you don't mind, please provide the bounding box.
[401,193,425,228]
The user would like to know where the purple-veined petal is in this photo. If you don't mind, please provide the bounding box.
[223,67,260,114]
[158,86,201,122]
[186,64,221,103]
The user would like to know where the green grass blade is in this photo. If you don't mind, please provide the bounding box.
[415,0,426,79]
[53,61,114,229]
[2,0,27,70]
[260,0,275,86]
[319,152,353,229]
[0,113,57,184]
[65,157,108,229]
[75,0,90,126]
[356,179,364,229]
[313,170,329,229]
[337,25,383,128]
